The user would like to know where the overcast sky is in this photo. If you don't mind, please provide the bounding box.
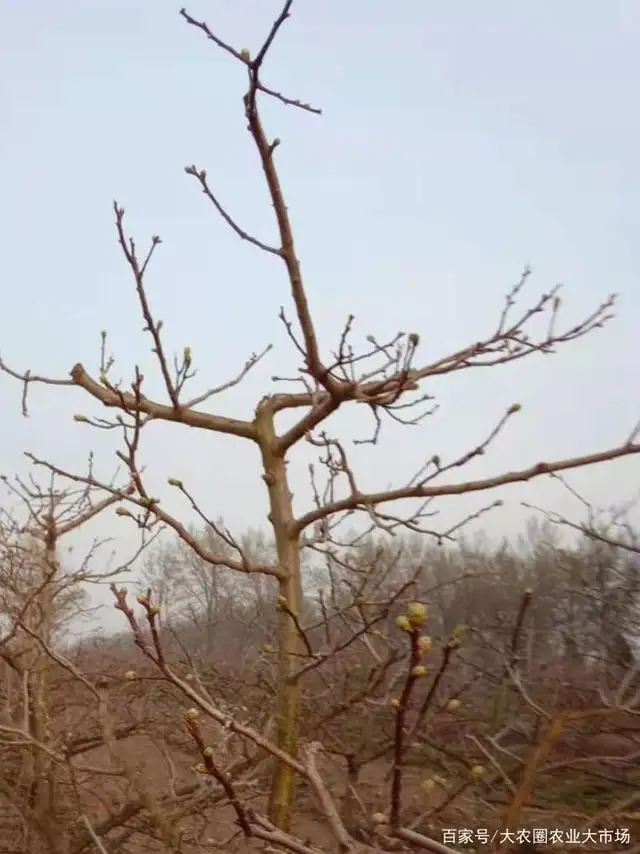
[1,1,639,612]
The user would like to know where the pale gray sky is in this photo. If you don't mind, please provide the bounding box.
[1,1,639,591]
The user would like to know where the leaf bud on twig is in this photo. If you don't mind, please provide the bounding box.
[407,602,427,628]
[395,615,411,632]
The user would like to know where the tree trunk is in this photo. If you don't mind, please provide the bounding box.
[256,403,304,831]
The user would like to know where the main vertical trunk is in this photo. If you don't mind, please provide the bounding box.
[255,404,304,832]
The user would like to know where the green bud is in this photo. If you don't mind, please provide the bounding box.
[407,602,427,628]
[73,414,88,423]
[167,477,183,488]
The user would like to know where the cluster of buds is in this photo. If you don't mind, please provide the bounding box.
[136,592,160,617]
[395,601,427,631]
[396,603,432,677]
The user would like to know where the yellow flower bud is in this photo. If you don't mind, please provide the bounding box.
[411,665,428,677]
[395,615,411,632]
[470,765,485,780]
[446,699,462,712]
[407,602,427,628]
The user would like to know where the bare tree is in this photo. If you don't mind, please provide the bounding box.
[2,1,639,835]
[0,473,157,854]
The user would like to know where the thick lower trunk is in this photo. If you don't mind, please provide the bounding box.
[268,565,304,830]
[256,404,304,831]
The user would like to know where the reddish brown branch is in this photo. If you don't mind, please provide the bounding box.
[69,363,256,440]
[294,440,640,534]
